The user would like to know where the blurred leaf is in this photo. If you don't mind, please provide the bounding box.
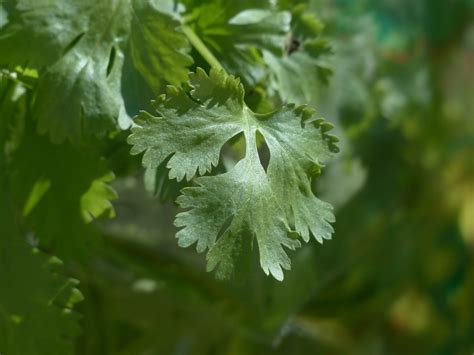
[185,0,290,84]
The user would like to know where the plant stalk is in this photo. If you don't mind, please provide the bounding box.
[182,25,224,71]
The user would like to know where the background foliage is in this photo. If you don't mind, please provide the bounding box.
[0,0,473,354]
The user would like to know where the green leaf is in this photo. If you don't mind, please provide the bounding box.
[10,118,117,261]
[129,0,193,93]
[186,1,290,84]
[129,68,337,280]
[0,234,82,355]
[80,171,117,223]
[260,3,333,104]
[0,0,131,143]
[0,0,193,143]
[0,69,117,262]
[0,1,90,67]
[0,76,81,355]
[263,40,332,104]
[263,4,333,104]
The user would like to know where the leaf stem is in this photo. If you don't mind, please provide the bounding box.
[182,25,224,71]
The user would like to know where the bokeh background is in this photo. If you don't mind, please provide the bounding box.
[1,0,473,354]
[78,1,474,354]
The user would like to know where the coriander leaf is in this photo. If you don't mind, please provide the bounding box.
[11,116,117,261]
[0,1,90,67]
[262,4,333,104]
[264,38,332,104]
[129,0,193,93]
[0,0,131,143]
[0,232,82,355]
[185,1,290,84]
[0,77,81,355]
[176,138,301,281]
[0,0,193,143]
[80,171,117,223]
[129,69,244,181]
[129,68,338,280]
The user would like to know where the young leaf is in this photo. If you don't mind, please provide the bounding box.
[129,68,338,280]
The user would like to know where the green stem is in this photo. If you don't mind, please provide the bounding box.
[182,25,224,71]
